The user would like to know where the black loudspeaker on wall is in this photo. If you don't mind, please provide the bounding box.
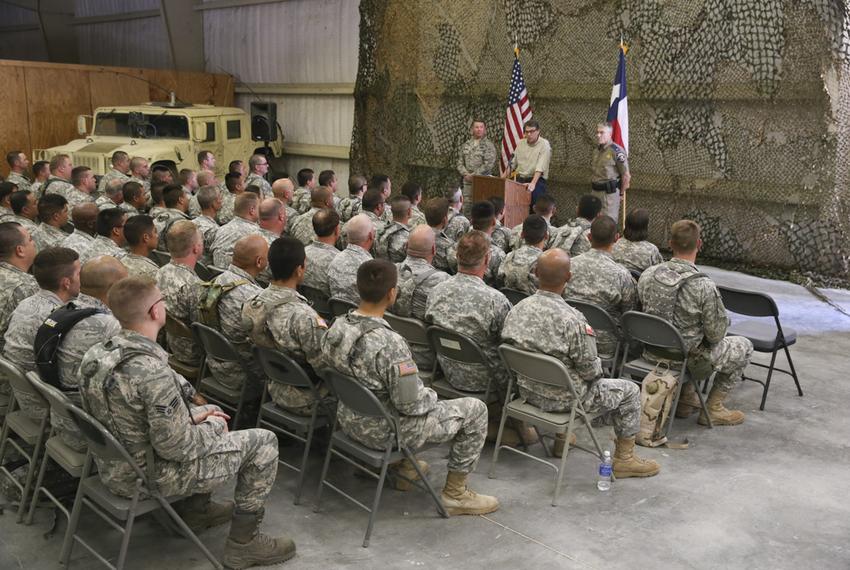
[250,101,277,141]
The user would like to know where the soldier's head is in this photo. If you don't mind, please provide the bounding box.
[471,200,496,233]
[259,198,286,234]
[228,159,244,175]
[71,203,99,235]
[310,186,334,209]
[445,187,463,211]
[577,194,602,221]
[38,194,69,227]
[623,208,650,242]
[111,151,130,173]
[72,166,95,193]
[197,150,215,171]
[348,174,367,197]
[268,236,306,284]
[179,168,198,190]
[533,195,556,219]
[471,118,487,139]
[11,190,37,220]
[589,216,618,250]
[346,214,375,250]
[521,214,548,247]
[234,192,260,222]
[371,174,391,197]
[390,195,412,224]
[232,234,269,277]
[108,277,165,332]
[166,220,202,260]
[124,214,158,252]
[523,120,541,144]
[97,208,127,246]
[318,170,337,192]
[150,182,167,207]
[225,172,244,194]
[32,161,50,181]
[197,186,221,213]
[151,165,173,184]
[0,181,16,207]
[49,154,72,179]
[6,150,28,172]
[105,179,124,203]
[596,122,613,145]
[272,177,295,203]
[423,197,450,229]
[312,208,340,242]
[129,157,149,179]
[362,188,385,215]
[122,181,146,208]
[456,230,491,275]
[357,259,398,309]
[0,222,36,270]
[297,168,315,189]
[535,248,572,293]
[163,184,188,211]
[401,181,423,206]
[489,196,505,221]
[197,170,217,188]
[249,153,270,176]
[80,255,128,303]
[407,225,436,262]
[33,247,80,299]
[669,220,701,257]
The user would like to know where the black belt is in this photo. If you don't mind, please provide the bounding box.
[592,180,619,194]
[516,176,543,183]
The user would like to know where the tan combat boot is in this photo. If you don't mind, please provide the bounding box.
[176,493,234,531]
[675,382,702,418]
[698,388,745,426]
[487,421,522,447]
[222,508,296,569]
[440,471,500,516]
[513,420,539,446]
[552,432,578,458]
[612,437,661,478]
[388,457,430,491]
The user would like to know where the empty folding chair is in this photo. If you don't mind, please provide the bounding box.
[426,326,498,404]
[384,312,438,385]
[719,285,802,410]
[313,368,448,547]
[490,344,607,506]
[297,285,333,321]
[499,287,529,306]
[619,311,712,437]
[149,250,171,268]
[566,298,623,376]
[0,356,50,522]
[253,346,330,505]
[164,313,200,383]
[329,297,357,318]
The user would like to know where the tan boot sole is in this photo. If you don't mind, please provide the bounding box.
[440,499,500,516]
[612,467,660,478]
[698,414,744,426]
[222,541,296,569]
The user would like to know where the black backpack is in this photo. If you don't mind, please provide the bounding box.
[34,302,101,390]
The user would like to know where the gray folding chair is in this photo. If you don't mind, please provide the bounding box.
[149,250,171,267]
[490,344,607,506]
[314,369,448,548]
[566,298,623,376]
[164,313,201,383]
[60,404,222,570]
[719,285,802,410]
[191,322,253,428]
[254,346,330,505]
[24,372,87,531]
[426,326,498,404]
[194,261,223,282]
[384,312,438,385]
[0,357,50,522]
[619,311,713,436]
[329,297,357,318]
[499,287,529,306]
[297,285,333,321]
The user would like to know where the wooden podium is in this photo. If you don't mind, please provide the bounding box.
[472,175,530,228]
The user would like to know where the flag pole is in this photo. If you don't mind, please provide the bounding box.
[619,37,627,230]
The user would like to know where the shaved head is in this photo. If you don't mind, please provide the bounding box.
[346,214,373,245]
[232,234,268,269]
[535,249,572,291]
[71,203,99,230]
[272,177,294,201]
[108,277,159,326]
[197,170,216,187]
[81,255,129,299]
[407,225,435,258]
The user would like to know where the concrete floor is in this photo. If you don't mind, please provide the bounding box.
[1,265,849,570]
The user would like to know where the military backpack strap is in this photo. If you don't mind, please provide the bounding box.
[34,302,102,390]
[197,279,250,328]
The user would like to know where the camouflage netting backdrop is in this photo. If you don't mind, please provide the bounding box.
[350,0,850,279]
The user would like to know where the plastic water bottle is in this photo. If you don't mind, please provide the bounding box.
[597,450,612,491]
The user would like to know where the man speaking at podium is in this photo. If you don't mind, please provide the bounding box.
[501,120,552,207]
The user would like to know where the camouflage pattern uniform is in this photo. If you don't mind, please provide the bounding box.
[491,221,512,253]
[457,137,498,208]
[0,262,39,410]
[95,196,122,211]
[303,240,340,297]
[612,238,663,274]
[0,206,14,223]
[425,273,511,392]
[78,330,279,510]
[42,177,75,201]
[121,253,159,280]
[191,214,219,266]
[120,203,140,216]
[96,169,129,195]
[327,244,372,305]
[156,262,203,366]
[508,219,555,251]
[60,231,95,256]
[322,312,487,473]
[244,173,272,199]
[447,241,505,287]
[564,249,637,357]
[375,221,409,263]
[498,244,543,295]
[210,217,261,268]
[444,211,471,242]
[216,191,236,225]
[284,205,299,235]
[243,285,330,414]
[638,258,753,391]
[292,187,312,215]
[431,227,454,273]
[148,206,166,219]
[49,185,93,210]
[338,196,362,223]
[32,223,68,252]
[6,172,32,193]
[501,290,641,437]
[128,176,150,195]
[11,215,38,234]
[551,218,592,257]
[290,207,319,246]
[79,236,126,264]
[409,205,427,227]
[391,256,450,372]
[362,211,387,245]
[153,209,191,251]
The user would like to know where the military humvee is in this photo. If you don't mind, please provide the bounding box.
[34,100,283,179]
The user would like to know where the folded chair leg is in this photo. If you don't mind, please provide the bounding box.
[25,446,53,526]
[758,351,779,411]
[159,499,223,570]
[487,404,511,479]
[60,462,89,565]
[785,345,803,397]
[363,451,392,548]
[294,426,314,506]
[313,434,335,513]
[693,374,713,429]
[402,448,448,519]
[116,492,141,570]
[552,426,573,507]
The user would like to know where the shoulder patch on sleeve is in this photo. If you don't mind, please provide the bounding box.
[584,324,596,337]
[316,316,328,329]
[397,360,418,376]
[615,152,627,163]
[154,395,180,417]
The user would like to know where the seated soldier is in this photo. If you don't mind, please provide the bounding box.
[32,193,70,251]
[502,249,661,477]
[191,185,221,265]
[423,197,454,273]
[243,236,332,416]
[211,193,261,268]
[337,174,367,223]
[321,259,499,515]
[375,195,412,262]
[638,220,753,426]
[78,277,295,568]
[612,208,663,273]
[487,196,512,253]
[60,203,98,255]
[328,214,374,306]
[498,214,548,295]
[400,181,427,227]
[508,195,557,250]
[563,216,637,359]
[78,208,127,263]
[359,187,388,245]
[551,194,602,257]
[302,208,340,297]
[153,184,191,251]
[447,201,505,287]
[120,180,147,216]
[290,186,333,246]
[444,187,471,241]
[121,215,160,279]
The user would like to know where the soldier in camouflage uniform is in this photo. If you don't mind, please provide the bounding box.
[303,208,341,296]
[214,172,242,226]
[488,197,513,253]
[32,194,70,251]
[290,187,334,246]
[191,186,221,266]
[79,209,127,264]
[400,181,427,227]
[322,259,499,515]
[9,190,39,234]
[0,183,16,223]
[423,197,454,273]
[40,154,75,200]
[244,155,273,200]
[4,248,81,420]
[156,221,205,366]
[120,181,147,216]
[338,174,367,223]
[612,208,664,274]
[121,215,160,279]
[47,166,96,210]
[375,195,412,263]
[96,151,131,195]
[270,177,300,235]
[426,231,511,393]
[153,185,191,252]
[638,220,753,426]
[128,157,151,194]
[550,194,601,257]
[499,215,548,295]
[370,175,394,224]
[564,217,637,358]
[60,203,98,256]
[449,200,505,287]
[444,188,471,242]
[78,277,295,568]
[507,195,557,251]
[292,168,316,215]
[211,193,261,267]
[328,214,374,305]
[502,248,660,477]
[359,188,388,250]
[5,151,32,193]
[457,120,498,213]
[95,179,126,211]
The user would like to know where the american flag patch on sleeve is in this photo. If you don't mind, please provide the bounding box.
[585,324,596,336]
[397,360,418,376]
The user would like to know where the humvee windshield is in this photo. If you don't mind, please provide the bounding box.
[94,112,190,139]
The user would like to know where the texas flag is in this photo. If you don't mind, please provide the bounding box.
[606,44,629,153]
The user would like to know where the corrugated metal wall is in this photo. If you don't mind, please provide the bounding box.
[74,0,170,68]
[0,3,49,61]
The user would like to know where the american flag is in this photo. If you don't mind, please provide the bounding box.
[500,55,532,173]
